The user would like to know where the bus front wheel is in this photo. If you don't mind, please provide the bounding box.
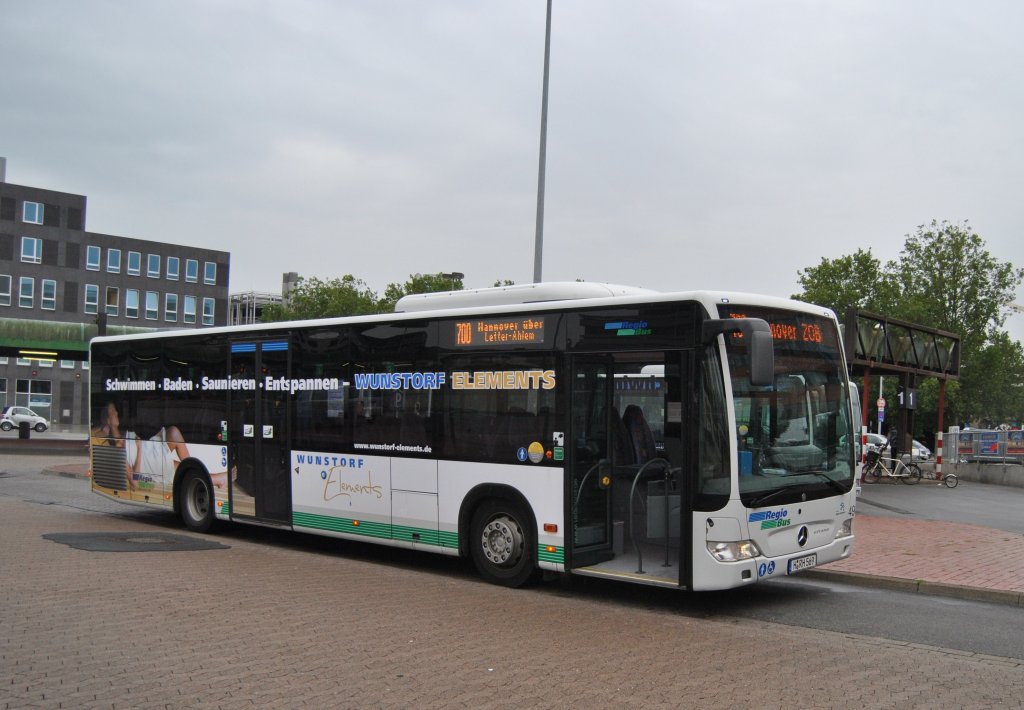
[180,470,215,533]
[469,499,536,588]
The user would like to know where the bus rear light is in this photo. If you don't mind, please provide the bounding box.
[545,545,556,554]
[543,523,558,533]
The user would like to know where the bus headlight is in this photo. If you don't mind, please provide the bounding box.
[835,518,853,539]
[707,540,761,562]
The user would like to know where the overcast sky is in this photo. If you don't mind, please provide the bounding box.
[4,0,1023,341]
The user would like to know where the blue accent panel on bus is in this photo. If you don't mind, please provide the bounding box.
[261,341,289,352]
[231,343,256,353]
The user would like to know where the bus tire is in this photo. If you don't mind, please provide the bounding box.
[469,498,537,588]
[180,470,215,533]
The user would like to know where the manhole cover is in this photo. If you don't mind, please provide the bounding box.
[43,532,229,552]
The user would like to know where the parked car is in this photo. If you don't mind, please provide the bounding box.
[861,432,931,461]
[0,406,49,432]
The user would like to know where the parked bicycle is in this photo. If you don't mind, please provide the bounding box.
[861,447,923,484]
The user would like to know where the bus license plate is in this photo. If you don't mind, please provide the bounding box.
[788,554,817,574]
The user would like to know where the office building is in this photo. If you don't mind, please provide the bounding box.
[0,158,230,430]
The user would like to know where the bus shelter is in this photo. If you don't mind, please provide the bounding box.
[843,308,961,466]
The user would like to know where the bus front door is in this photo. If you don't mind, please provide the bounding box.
[570,353,686,587]
[228,339,291,525]
[570,357,614,567]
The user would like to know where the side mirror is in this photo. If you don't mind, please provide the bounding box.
[702,318,774,387]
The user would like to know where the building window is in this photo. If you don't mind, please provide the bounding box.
[147,254,160,278]
[60,360,75,369]
[15,379,51,421]
[204,262,217,285]
[86,245,101,271]
[19,277,34,308]
[0,275,10,307]
[107,248,121,273]
[23,202,43,225]
[185,259,199,283]
[166,256,180,281]
[21,237,43,264]
[202,297,215,325]
[145,291,159,320]
[84,284,99,314]
[41,279,56,311]
[105,287,119,316]
[165,293,178,322]
[127,251,142,276]
[183,295,197,324]
[126,289,140,318]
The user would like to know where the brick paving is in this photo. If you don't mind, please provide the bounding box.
[3,487,1024,708]
[809,514,1024,606]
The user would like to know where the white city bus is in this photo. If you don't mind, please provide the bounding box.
[89,283,857,590]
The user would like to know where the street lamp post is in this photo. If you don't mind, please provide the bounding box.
[533,0,552,284]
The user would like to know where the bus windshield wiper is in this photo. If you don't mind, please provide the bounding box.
[747,487,793,509]
[803,471,846,495]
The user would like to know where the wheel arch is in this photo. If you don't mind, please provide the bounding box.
[172,457,212,517]
[458,483,538,560]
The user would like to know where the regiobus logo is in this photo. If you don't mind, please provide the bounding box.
[748,509,791,529]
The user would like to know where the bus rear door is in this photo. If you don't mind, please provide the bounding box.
[228,338,291,525]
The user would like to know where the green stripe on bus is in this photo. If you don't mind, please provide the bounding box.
[293,511,391,539]
[437,530,459,549]
[293,511,459,549]
[537,544,564,564]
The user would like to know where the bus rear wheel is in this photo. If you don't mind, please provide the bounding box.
[180,470,215,533]
[469,499,536,588]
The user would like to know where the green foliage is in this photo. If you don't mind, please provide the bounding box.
[957,332,1024,427]
[379,273,464,313]
[894,220,1024,357]
[793,248,898,315]
[261,275,382,321]
[262,272,468,321]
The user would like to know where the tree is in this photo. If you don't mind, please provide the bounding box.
[793,248,898,315]
[893,220,1024,356]
[379,273,464,312]
[957,332,1024,427]
[261,275,381,321]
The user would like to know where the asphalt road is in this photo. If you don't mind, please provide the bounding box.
[856,475,1024,534]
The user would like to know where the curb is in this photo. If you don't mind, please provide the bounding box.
[804,568,1024,608]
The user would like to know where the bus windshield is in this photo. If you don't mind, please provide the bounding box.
[719,306,856,507]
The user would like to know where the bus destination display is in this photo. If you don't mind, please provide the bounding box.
[454,316,546,347]
[722,309,834,350]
